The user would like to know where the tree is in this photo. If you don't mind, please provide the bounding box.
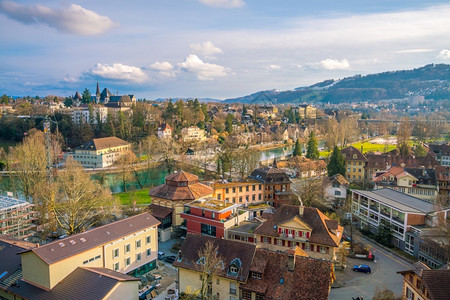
[196,240,224,300]
[293,139,302,157]
[413,144,427,157]
[225,114,233,134]
[397,117,411,155]
[115,150,138,192]
[372,285,402,300]
[306,131,319,160]
[233,148,261,178]
[327,146,346,176]
[375,223,393,247]
[291,178,325,209]
[36,157,119,235]
[1,94,9,105]
[82,88,91,104]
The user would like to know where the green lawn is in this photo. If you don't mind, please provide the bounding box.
[114,189,152,205]
[319,141,397,158]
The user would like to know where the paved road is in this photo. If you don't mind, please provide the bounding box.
[329,235,412,300]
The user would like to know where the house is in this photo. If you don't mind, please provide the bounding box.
[173,234,256,300]
[341,146,367,183]
[149,171,214,227]
[148,204,173,243]
[253,205,343,261]
[66,137,131,168]
[295,104,317,119]
[323,174,350,207]
[435,165,450,199]
[397,262,450,300]
[280,156,327,179]
[180,198,249,239]
[157,123,172,139]
[181,126,206,142]
[212,180,265,206]
[71,105,107,124]
[249,166,292,208]
[429,143,450,166]
[351,189,449,258]
[0,195,36,238]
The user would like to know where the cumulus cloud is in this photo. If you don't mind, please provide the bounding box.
[149,61,175,77]
[0,1,114,35]
[199,0,245,8]
[437,49,450,59]
[178,55,229,80]
[320,59,350,70]
[266,64,281,70]
[190,41,223,57]
[90,63,147,82]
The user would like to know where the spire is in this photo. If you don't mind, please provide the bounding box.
[272,157,277,168]
[96,82,100,96]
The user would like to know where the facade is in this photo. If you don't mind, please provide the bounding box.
[71,105,107,124]
[149,171,214,227]
[180,198,248,238]
[435,165,450,199]
[148,204,173,242]
[253,205,343,261]
[323,174,350,207]
[212,180,264,206]
[351,189,449,258]
[429,143,450,166]
[0,195,36,238]
[398,262,450,300]
[249,166,292,208]
[341,146,367,183]
[67,137,131,168]
[157,123,172,138]
[296,104,317,119]
[181,126,206,142]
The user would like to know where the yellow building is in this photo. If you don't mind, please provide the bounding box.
[212,180,264,205]
[341,146,367,183]
[296,104,317,119]
[181,126,207,142]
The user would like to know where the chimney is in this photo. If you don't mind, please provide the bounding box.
[288,254,296,272]
[299,205,304,216]
[35,243,39,248]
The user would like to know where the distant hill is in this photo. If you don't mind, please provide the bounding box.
[152,97,222,103]
[224,64,450,104]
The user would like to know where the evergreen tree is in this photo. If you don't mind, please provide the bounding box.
[225,114,233,134]
[327,146,346,176]
[306,131,319,159]
[82,88,91,104]
[293,139,302,157]
[242,105,247,115]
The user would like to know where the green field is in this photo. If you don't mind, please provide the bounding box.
[320,141,397,158]
[114,189,152,205]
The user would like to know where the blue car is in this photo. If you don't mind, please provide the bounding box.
[353,264,371,274]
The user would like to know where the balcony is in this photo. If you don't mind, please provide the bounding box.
[380,210,390,218]
[392,216,404,224]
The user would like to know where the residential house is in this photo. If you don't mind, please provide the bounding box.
[226,220,262,244]
[72,105,107,124]
[212,180,265,206]
[180,198,248,239]
[429,143,450,166]
[157,123,172,139]
[253,205,343,261]
[341,146,367,183]
[66,137,131,168]
[181,126,206,142]
[323,174,350,207]
[397,262,450,300]
[249,166,292,208]
[351,189,449,258]
[435,165,450,199]
[149,171,214,227]
[296,104,317,119]
[173,234,256,300]
[0,195,36,238]
[279,156,327,179]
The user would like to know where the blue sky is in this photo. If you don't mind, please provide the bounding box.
[1,0,450,99]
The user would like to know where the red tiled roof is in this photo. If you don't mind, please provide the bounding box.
[366,152,438,169]
[435,165,450,182]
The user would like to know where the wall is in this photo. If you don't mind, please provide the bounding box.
[21,251,51,289]
[103,281,139,300]
[406,214,426,226]
[214,182,264,205]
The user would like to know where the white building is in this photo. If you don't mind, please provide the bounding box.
[181,126,206,142]
[157,123,172,139]
[323,174,349,207]
[0,195,36,238]
[72,105,107,124]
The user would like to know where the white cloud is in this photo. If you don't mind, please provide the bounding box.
[190,41,223,57]
[0,1,114,35]
[320,59,350,70]
[395,49,435,54]
[437,49,450,59]
[90,63,147,82]
[199,0,245,8]
[266,64,281,70]
[149,61,175,77]
[178,55,229,80]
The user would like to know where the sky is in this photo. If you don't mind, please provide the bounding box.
[1,0,450,100]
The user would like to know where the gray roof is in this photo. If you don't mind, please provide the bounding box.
[227,221,261,236]
[352,188,441,214]
[0,195,30,211]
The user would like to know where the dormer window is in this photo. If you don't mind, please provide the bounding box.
[228,258,242,276]
[252,271,262,279]
[197,257,206,265]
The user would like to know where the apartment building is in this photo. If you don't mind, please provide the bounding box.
[181,126,206,142]
[72,105,107,124]
[341,146,367,183]
[212,180,264,205]
[0,195,36,238]
[66,137,131,168]
[248,166,292,208]
[350,189,449,256]
[296,104,317,119]
[429,143,450,166]
[253,205,343,261]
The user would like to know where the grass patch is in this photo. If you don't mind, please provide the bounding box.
[351,141,397,153]
[114,189,152,205]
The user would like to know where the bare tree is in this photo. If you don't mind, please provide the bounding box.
[397,117,412,155]
[196,240,225,300]
[372,285,402,300]
[291,178,326,209]
[233,148,261,179]
[115,150,138,191]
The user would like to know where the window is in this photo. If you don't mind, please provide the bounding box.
[239,187,243,192]
[146,235,151,244]
[232,187,236,193]
[230,282,236,295]
[252,272,262,279]
[226,188,229,194]
[252,195,255,201]
[406,287,414,300]
[239,197,243,203]
[242,290,251,300]
[305,243,310,251]
[258,194,262,200]
[146,248,151,256]
[113,248,119,258]
[277,239,282,246]
[218,194,221,200]
[335,190,341,196]
[113,262,119,271]
[136,253,141,261]
[246,186,249,192]
[320,246,327,254]
[125,244,130,253]
[252,185,255,191]
[259,185,262,190]
[126,257,131,266]
[136,240,141,249]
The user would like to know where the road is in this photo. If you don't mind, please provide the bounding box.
[329,235,412,300]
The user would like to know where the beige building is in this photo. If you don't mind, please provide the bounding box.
[66,136,131,168]
[181,126,206,142]
[212,180,264,205]
[342,146,367,183]
[296,104,317,119]
[72,105,107,124]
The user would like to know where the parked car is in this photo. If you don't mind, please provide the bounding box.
[164,255,177,264]
[158,251,165,259]
[353,264,371,274]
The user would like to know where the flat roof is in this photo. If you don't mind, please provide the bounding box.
[227,221,261,235]
[0,196,31,211]
[187,198,237,212]
[351,188,442,214]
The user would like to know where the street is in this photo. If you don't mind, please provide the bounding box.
[329,235,412,299]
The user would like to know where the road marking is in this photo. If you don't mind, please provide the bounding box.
[372,246,411,268]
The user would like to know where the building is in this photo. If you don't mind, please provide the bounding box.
[181,126,206,142]
[249,166,292,208]
[0,195,36,238]
[351,189,449,257]
[296,104,317,119]
[212,180,264,206]
[157,123,172,139]
[180,198,249,239]
[71,105,107,124]
[66,137,131,168]
[415,227,448,269]
[397,262,450,300]
[341,146,367,183]
[148,204,173,242]
[323,174,350,207]
[149,171,214,227]
[435,165,450,199]
[253,205,343,261]
[429,143,450,166]
[173,234,256,300]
